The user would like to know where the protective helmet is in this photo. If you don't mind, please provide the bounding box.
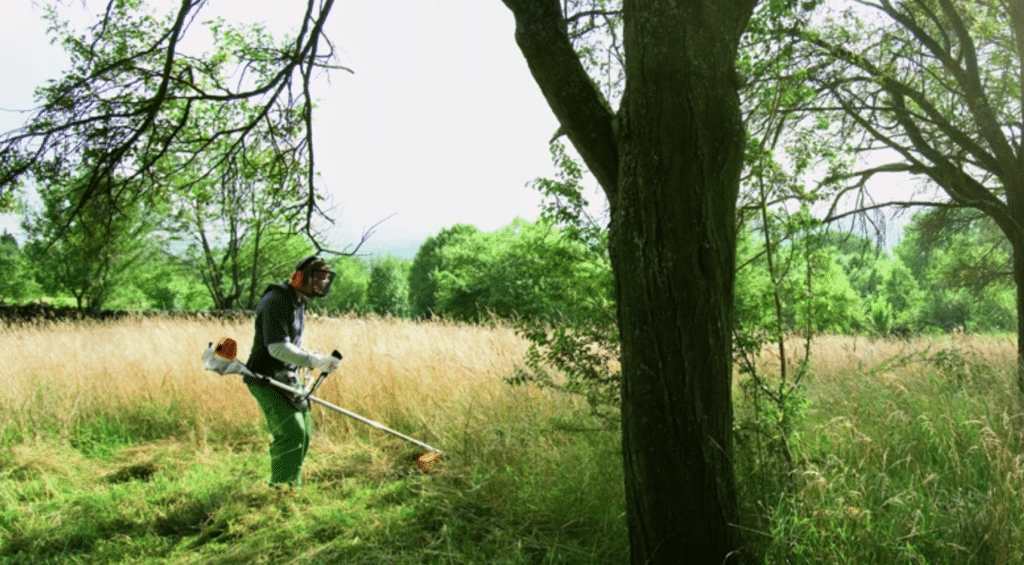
[289,255,335,298]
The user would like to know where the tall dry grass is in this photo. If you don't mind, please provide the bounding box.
[0,314,572,452]
[0,315,629,564]
[748,332,1016,378]
[739,332,1024,563]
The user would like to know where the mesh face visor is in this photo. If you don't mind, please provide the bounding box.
[305,267,335,298]
[295,256,335,298]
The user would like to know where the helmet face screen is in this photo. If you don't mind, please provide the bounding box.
[304,268,335,298]
[293,256,335,298]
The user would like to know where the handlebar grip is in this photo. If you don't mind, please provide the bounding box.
[314,350,343,378]
[309,350,344,399]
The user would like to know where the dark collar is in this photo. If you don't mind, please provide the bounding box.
[266,282,305,306]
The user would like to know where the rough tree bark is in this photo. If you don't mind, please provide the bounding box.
[500,1,757,563]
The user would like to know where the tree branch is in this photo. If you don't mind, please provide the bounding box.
[824,199,960,224]
[501,0,619,196]
[1,0,348,248]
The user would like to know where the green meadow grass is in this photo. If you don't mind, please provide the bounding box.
[739,334,1024,564]
[0,319,1022,563]
[0,431,625,564]
[0,316,626,564]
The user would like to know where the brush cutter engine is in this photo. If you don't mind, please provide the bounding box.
[202,338,253,377]
[202,338,340,407]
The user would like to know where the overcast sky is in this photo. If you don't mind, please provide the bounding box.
[0,0,572,259]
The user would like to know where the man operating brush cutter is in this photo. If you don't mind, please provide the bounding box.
[202,256,445,484]
[244,255,341,487]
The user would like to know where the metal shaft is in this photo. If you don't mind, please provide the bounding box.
[260,376,444,454]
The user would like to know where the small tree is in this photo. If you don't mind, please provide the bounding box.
[22,176,156,310]
[367,254,410,318]
[314,255,369,315]
[0,231,42,303]
[407,224,479,319]
[506,142,620,426]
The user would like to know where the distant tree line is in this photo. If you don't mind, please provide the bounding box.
[1,205,1011,336]
[736,208,1016,337]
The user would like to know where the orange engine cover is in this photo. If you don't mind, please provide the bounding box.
[214,337,238,361]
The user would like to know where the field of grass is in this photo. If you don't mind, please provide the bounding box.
[0,315,625,564]
[1,317,1022,564]
[738,333,1024,564]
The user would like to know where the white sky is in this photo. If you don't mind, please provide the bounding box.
[0,0,943,261]
[0,0,570,259]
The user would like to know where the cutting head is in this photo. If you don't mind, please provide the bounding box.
[416,451,443,472]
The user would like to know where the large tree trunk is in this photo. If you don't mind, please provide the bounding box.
[994,192,1024,399]
[1013,241,1024,397]
[500,0,755,562]
[610,2,747,562]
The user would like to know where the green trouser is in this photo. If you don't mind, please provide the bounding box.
[248,383,313,486]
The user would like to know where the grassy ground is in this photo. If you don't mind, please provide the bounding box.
[1,318,1023,563]
[737,333,1024,564]
[0,316,626,564]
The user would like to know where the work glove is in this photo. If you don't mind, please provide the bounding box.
[309,352,340,374]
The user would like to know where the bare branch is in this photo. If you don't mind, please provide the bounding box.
[824,199,960,224]
[338,213,398,257]
[564,9,621,26]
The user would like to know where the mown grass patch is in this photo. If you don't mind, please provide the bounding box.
[0,431,626,565]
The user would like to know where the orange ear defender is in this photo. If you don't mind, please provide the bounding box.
[290,255,320,289]
[290,255,335,298]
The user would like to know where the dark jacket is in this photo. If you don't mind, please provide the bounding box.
[245,282,306,387]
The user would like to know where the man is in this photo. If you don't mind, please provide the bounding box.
[245,255,341,486]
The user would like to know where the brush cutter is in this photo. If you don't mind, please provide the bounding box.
[202,337,444,470]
